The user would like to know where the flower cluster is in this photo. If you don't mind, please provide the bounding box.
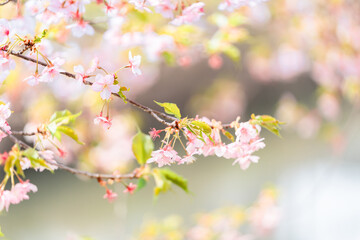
[0,181,38,212]
[147,118,266,170]
[0,102,11,142]
[24,57,65,86]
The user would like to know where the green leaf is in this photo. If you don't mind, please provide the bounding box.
[136,177,147,192]
[22,148,52,172]
[4,155,14,175]
[47,110,82,144]
[159,168,189,193]
[154,101,181,119]
[250,114,284,137]
[57,126,84,145]
[49,110,81,125]
[152,168,171,196]
[132,130,154,165]
[0,225,4,237]
[15,160,25,178]
[191,120,212,135]
[223,44,241,62]
[223,130,234,142]
[118,87,128,103]
[162,51,176,65]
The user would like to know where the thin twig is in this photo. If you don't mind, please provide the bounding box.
[11,130,36,136]
[0,0,12,6]
[1,127,138,180]
[2,49,176,125]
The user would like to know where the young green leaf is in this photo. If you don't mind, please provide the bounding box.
[154,101,181,119]
[136,177,147,192]
[159,168,189,193]
[22,148,53,172]
[191,120,212,135]
[49,110,81,125]
[152,168,171,196]
[132,130,154,165]
[250,114,284,137]
[57,126,84,145]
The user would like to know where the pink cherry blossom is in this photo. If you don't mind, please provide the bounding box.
[123,183,137,194]
[24,73,41,86]
[170,2,205,26]
[74,65,88,83]
[92,74,120,100]
[66,19,95,38]
[147,145,181,167]
[218,0,267,12]
[87,57,99,74]
[94,112,112,129]
[152,0,176,18]
[149,128,162,139]
[129,0,152,12]
[0,180,38,212]
[178,155,196,165]
[128,51,142,76]
[40,57,65,82]
[38,150,58,171]
[0,103,11,139]
[0,152,8,165]
[0,51,16,72]
[103,189,118,202]
[235,122,261,143]
[0,103,11,127]
[57,147,67,158]
[0,19,11,45]
[0,190,12,212]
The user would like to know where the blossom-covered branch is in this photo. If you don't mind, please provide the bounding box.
[1,48,176,125]
[0,127,139,180]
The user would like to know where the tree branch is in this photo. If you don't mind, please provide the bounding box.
[1,127,139,180]
[2,49,176,126]
[0,0,13,6]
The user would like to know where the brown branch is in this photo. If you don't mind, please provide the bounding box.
[3,49,177,125]
[1,127,138,180]
[0,0,13,6]
[11,130,36,136]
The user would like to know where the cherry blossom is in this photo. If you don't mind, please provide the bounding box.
[0,51,16,72]
[74,65,88,83]
[235,122,261,143]
[218,0,268,12]
[129,0,152,12]
[149,128,162,139]
[151,0,176,18]
[0,103,11,132]
[24,73,41,86]
[103,189,118,202]
[123,183,137,194]
[178,155,196,165]
[147,145,182,167]
[94,112,112,129]
[66,19,95,38]
[0,103,11,122]
[0,19,11,45]
[170,2,205,26]
[0,181,38,212]
[128,51,142,76]
[40,57,65,82]
[91,74,120,100]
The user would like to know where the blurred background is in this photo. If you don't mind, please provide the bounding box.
[1,0,360,239]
